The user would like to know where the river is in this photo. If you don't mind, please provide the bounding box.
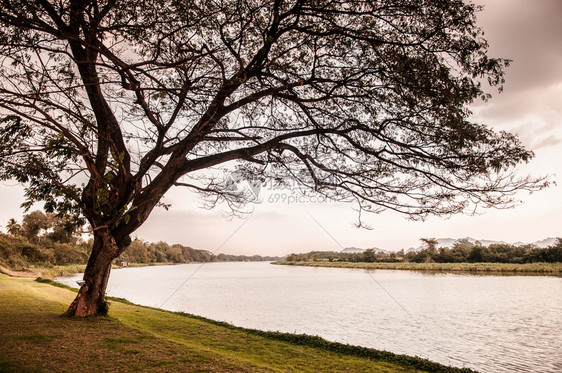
[56,262,562,372]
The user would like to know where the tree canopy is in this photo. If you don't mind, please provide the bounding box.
[0,0,546,316]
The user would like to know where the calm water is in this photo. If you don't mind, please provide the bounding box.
[57,262,562,372]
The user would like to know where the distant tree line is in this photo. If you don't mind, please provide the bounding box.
[0,233,91,269]
[286,238,562,264]
[1,211,90,268]
[404,238,562,264]
[285,249,402,263]
[116,239,281,264]
[1,211,280,270]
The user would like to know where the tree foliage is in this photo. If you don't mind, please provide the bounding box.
[0,0,545,228]
[286,239,562,264]
[0,0,547,315]
[21,210,51,242]
[8,210,82,243]
[5,218,21,236]
[0,232,91,268]
[286,249,399,263]
[116,238,280,264]
[420,238,439,252]
[404,239,562,264]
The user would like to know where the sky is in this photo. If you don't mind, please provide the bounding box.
[1,0,561,256]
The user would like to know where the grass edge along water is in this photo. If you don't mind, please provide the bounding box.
[0,274,476,372]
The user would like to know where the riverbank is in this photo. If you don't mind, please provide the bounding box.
[0,263,87,279]
[0,262,174,280]
[273,261,562,274]
[0,274,474,372]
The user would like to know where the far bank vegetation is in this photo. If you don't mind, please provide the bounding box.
[1,211,278,275]
[285,238,562,265]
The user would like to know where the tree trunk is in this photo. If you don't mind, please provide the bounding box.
[65,229,121,317]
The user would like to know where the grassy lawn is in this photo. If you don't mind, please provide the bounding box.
[0,274,475,372]
[273,261,562,274]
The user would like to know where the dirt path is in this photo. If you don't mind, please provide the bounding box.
[0,265,37,278]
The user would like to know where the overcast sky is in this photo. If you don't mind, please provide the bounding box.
[1,1,561,255]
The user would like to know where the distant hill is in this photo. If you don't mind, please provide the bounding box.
[341,247,365,254]
[514,237,559,248]
[407,237,559,253]
[341,247,390,254]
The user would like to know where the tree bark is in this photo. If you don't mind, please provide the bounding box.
[64,228,121,317]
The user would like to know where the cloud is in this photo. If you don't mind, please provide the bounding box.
[464,2,562,176]
[532,135,562,150]
[475,0,562,92]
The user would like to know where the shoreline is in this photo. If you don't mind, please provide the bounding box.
[272,260,562,275]
[0,262,183,280]
[0,274,476,372]
[0,260,277,280]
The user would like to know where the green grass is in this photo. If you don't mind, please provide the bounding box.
[34,264,89,278]
[0,274,475,372]
[273,261,562,274]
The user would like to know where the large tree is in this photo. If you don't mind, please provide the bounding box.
[0,0,545,316]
